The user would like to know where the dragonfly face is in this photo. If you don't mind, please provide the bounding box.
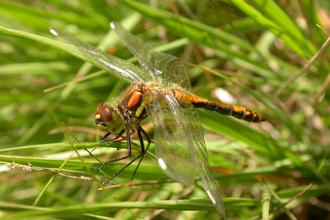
[94,102,124,134]
[50,22,266,220]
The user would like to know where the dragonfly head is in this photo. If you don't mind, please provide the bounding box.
[94,102,123,133]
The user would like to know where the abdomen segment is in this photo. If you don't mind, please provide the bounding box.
[174,90,266,123]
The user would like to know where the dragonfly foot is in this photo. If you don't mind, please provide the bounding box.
[101,179,110,185]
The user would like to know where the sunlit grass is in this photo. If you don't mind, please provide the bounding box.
[0,0,329,219]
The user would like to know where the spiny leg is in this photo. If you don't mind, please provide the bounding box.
[85,129,125,159]
[96,129,130,172]
[130,125,151,180]
[84,132,111,157]
[100,129,126,143]
[101,128,148,185]
[100,132,113,142]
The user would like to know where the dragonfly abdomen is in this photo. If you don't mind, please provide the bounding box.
[174,90,265,123]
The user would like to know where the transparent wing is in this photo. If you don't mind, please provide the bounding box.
[145,92,196,186]
[110,22,191,90]
[50,27,149,83]
[146,92,227,219]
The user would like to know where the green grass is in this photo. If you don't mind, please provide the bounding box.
[0,0,329,219]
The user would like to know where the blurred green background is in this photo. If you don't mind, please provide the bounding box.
[0,0,329,219]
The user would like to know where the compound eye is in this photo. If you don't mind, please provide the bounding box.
[94,103,113,125]
[99,103,113,123]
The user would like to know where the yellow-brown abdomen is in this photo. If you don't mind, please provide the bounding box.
[174,90,266,123]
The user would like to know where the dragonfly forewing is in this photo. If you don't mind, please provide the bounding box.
[110,22,191,90]
[50,27,148,83]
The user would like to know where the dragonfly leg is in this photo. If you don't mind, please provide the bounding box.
[131,125,151,180]
[99,129,135,185]
[99,129,125,143]
[100,132,112,142]
[101,126,150,185]
[96,129,129,172]
[88,129,122,154]
[101,129,126,150]
[85,131,113,156]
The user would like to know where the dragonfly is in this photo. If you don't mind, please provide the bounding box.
[50,22,265,219]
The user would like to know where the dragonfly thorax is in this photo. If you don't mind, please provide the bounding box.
[94,102,124,133]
